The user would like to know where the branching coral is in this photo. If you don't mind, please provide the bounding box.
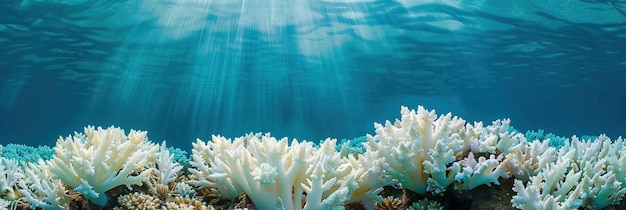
[155,141,183,186]
[17,160,70,210]
[365,106,517,195]
[506,137,555,182]
[47,125,158,206]
[188,133,313,209]
[512,135,626,209]
[0,158,22,201]
[5,105,626,210]
[302,138,358,209]
[188,133,361,210]
[0,198,10,209]
[454,152,510,191]
[343,148,389,208]
[365,106,464,194]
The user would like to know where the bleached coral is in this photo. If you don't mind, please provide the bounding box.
[48,125,158,206]
[187,133,254,200]
[189,133,359,210]
[189,133,311,209]
[365,106,463,194]
[7,106,626,210]
[302,138,358,209]
[0,198,9,209]
[0,158,23,201]
[512,135,626,209]
[343,148,389,208]
[155,141,183,186]
[365,106,517,195]
[454,152,510,191]
[17,159,70,210]
[174,182,196,199]
[511,150,588,209]
[506,137,555,182]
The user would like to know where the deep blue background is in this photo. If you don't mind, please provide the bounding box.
[1,0,625,151]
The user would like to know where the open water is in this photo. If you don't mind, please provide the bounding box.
[1,0,625,150]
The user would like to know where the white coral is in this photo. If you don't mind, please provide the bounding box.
[366,106,516,194]
[17,160,70,210]
[365,106,463,194]
[512,135,626,209]
[48,125,158,206]
[302,138,358,210]
[189,133,313,209]
[343,149,389,208]
[454,152,510,191]
[506,137,555,182]
[155,141,183,186]
[0,158,22,201]
[189,133,358,210]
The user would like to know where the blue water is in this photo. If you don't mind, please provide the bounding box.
[1,0,625,151]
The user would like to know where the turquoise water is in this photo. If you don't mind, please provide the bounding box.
[1,0,625,150]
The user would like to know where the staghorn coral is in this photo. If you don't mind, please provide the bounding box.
[512,135,626,209]
[302,138,358,209]
[17,160,70,210]
[5,105,626,209]
[0,158,22,201]
[505,137,555,182]
[174,182,196,199]
[188,133,358,210]
[47,125,158,206]
[365,106,517,195]
[344,147,390,208]
[155,141,183,186]
[454,152,511,191]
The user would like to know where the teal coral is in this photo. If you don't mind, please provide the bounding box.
[524,129,567,149]
[0,144,54,165]
[336,136,366,157]
[408,198,443,210]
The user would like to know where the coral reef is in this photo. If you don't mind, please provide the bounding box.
[0,105,624,209]
[47,126,158,206]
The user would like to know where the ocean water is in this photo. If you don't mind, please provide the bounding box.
[0,0,625,151]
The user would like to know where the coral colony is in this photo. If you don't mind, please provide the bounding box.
[1,106,625,209]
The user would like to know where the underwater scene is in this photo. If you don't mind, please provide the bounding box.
[0,0,625,209]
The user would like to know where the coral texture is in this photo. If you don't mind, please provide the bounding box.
[188,133,360,210]
[17,160,70,210]
[47,126,158,206]
[365,106,516,195]
[1,105,625,210]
